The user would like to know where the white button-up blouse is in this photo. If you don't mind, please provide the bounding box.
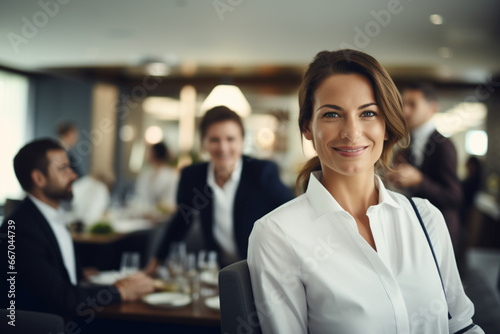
[248,171,483,334]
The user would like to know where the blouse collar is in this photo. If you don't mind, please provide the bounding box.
[305,171,401,219]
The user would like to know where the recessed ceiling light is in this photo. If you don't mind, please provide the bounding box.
[430,14,444,25]
[119,125,135,142]
[439,47,453,58]
[145,62,170,76]
[145,126,163,144]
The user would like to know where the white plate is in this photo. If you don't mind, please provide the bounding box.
[205,296,220,311]
[142,292,191,308]
[200,271,218,286]
[88,271,124,285]
[111,218,151,233]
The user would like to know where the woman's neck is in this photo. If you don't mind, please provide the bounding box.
[321,169,378,218]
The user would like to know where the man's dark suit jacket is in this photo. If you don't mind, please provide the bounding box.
[397,130,463,250]
[155,156,294,264]
[0,198,121,318]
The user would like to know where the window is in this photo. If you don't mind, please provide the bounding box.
[0,70,30,205]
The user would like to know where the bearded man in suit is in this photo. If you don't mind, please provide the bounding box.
[0,139,153,320]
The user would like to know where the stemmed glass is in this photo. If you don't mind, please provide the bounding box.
[120,252,140,276]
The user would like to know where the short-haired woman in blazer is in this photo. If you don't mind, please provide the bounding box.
[248,50,482,334]
[146,106,294,272]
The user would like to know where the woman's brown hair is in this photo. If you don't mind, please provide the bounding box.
[296,49,408,193]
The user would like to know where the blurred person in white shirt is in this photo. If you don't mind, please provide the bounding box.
[135,142,178,214]
[71,173,113,226]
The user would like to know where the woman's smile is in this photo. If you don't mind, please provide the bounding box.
[332,145,369,157]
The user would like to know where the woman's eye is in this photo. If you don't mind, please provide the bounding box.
[361,110,377,117]
[322,111,339,118]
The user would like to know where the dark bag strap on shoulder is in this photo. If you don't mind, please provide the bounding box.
[406,196,452,320]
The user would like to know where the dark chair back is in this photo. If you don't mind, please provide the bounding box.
[0,309,65,333]
[219,260,262,334]
[4,198,22,217]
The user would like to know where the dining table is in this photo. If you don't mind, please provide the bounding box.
[71,209,170,271]
[86,292,221,334]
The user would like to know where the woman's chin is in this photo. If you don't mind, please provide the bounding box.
[324,162,375,177]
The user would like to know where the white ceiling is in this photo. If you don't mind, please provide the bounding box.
[1,0,499,82]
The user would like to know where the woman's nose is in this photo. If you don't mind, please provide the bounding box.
[340,117,361,141]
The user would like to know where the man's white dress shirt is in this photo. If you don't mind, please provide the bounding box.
[28,194,77,285]
[410,119,436,167]
[207,159,243,266]
[248,171,482,334]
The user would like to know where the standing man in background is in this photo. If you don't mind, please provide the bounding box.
[388,83,463,258]
[57,122,83,178]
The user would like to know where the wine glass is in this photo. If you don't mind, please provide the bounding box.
[120,252,140,276]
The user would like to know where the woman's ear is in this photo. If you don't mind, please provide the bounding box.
[303,122,313,141]
[384,130,389,141]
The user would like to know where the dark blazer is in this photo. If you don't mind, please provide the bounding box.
[0,198,121,318]
[397,130,463,249]
[156,156,294,263]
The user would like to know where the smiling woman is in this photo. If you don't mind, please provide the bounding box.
[296,50,408,193]
[304,74,387,179]
[247,49,484,334]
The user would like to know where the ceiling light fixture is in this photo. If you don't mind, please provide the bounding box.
[143,97,180,119]
[145,62,170,76]
[144,126,164,143]
[201,84,251,117]
[430,14,444,25]
[119,125,135,142]
[466,130,488,156]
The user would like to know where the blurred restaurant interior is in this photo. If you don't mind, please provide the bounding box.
[1,0,500,333]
